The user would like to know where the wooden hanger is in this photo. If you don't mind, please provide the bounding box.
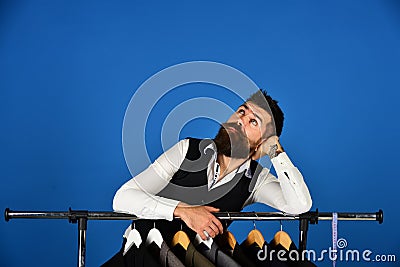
[243,229,265,248]
[171,230,190,250]
[220,230,237,250]
[220,214,237,250]
[242,215,265,248]
[272,221,292,251]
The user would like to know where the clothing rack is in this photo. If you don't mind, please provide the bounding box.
[4,208,383,267]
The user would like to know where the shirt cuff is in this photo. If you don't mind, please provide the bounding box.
[154,197,180,221]
[271,152,295,169]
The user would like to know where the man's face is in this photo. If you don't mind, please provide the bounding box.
[214,101,273,159]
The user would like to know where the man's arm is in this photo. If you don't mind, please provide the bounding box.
[113,139,188,220]
[248,136,312,214]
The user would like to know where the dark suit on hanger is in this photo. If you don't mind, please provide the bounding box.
[196,241,241,267]
[159,241,185,267]
[186,242,216,267]
[269,242,317,267]
[215,236,256,267]
[240,241,288,267]
[101,238,161,267]
[171,242,215,267]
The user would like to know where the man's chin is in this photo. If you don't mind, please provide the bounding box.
[227,148,253,159]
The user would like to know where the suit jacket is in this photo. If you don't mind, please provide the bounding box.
[240,241,288,267]
[214,236,256,267]
[159,241,185,267]
[187,242,216,267]
[269,242,317,267]
[171,242,215,267]
[196,241,242,267]
[101,239,161,267]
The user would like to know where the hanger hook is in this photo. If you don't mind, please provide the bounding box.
[253,211,258,229]
[280,220,283,232]
[224,211,232,230]
[153,221,156,229]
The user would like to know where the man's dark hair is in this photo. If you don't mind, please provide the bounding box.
[246,89,284,137]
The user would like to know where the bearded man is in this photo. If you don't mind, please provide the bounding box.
[113,90,312,243]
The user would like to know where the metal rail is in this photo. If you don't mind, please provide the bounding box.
[4,208,383,267]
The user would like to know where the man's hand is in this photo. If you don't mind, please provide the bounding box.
[173,204,224,240]
[252,135,284,160]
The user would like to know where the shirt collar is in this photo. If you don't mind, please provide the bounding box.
[204,142,253,179]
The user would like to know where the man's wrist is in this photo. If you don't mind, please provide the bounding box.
[173,205,182,217]
[273,142,284,158]
[267,144,278,159]
[173,202,189,217]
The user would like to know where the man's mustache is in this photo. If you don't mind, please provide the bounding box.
[220,122,246,137]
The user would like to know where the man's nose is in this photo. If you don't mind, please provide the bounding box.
[236,116,243,126]
[236,117,247,129]
[237,114,249,126]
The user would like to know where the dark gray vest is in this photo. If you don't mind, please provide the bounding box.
[157,138,262,211]
[133,138,263,245]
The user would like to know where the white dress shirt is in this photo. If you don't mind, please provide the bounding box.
[113,139,312,221]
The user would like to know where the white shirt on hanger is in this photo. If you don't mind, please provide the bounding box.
[113,139,312,221]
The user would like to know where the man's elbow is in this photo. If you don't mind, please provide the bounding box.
[112,189,124,212]
[299,197,313,214]
[282,197,313,215]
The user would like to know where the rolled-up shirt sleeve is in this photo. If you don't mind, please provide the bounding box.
[113,139,189,221]
[246,152,312,214]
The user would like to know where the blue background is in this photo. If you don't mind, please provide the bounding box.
[1,1,399,266]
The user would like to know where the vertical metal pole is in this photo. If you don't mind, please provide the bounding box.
[78,218,87,267]
[299,218,309,252]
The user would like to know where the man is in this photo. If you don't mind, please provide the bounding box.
[113,90,312,241]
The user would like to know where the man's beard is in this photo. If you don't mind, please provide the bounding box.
[213,122,257,159]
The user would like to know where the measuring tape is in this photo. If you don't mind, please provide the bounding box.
[332,212,338,267]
